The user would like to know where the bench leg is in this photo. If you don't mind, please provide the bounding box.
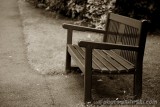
[84,70,92,103]
[65,50,71,74]
[133,71,142,99]
[84,48,92,103]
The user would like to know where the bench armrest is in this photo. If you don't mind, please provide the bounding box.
[63,23,106,44]
[63,23,106,34]
[78,41,139,51]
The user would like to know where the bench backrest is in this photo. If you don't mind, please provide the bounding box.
[103,12,149,64]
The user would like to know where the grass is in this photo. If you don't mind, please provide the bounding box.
[143,35,160,102]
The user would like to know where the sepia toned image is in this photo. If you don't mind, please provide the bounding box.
[0,0,159,106]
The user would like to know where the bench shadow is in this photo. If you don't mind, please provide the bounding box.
[71,69,133,100]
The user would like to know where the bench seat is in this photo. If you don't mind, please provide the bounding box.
[68,44,135,74]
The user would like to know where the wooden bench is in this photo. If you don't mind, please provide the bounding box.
[62,12,149,103]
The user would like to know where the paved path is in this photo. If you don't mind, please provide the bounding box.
[0,0,56,106]
[0,0,84,106]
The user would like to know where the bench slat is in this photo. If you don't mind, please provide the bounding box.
[106,50,135,66]
[93,50,117,72]
[81,47,109,71]
[73,45,99,70]
[68,45,85,72]
[103,50,135,71]
[110,13,141,28]
[96,50,127,72]
[70,45,135,74]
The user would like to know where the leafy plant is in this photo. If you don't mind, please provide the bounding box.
[47,0,69,14]
[67,0,86,18]
[84,0,115,28]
